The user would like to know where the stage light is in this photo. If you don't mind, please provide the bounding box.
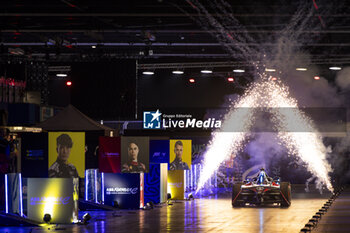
[91,45,96,49]
[142,71,154,75]
[43,213,51,223]
[201,69,212,74]
[314,76,320,80]
[82,213,91,225]
[113,201,119,208]
[265,68,276,72]
[227,77,234,82]
[233,69,245,73]
[296,68,307,71]
[146,201,154,209]
[167,193,173,205]
[56,73,67,77]
[66,81,72,86]
[189,78,195,83]
[329,66,341,71]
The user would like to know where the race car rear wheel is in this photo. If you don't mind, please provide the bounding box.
[280,182,291,207]
[232,182,244,207]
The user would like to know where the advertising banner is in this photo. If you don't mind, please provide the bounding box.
[99,136,121,173]
[149,140,169,164]
[21,133,48,178]
[103,173,143,209]
[167,170,185,200]
[48,132,85,178]
[169,140,191,170]
[144,163,168,204]
[121,137,149,173]
[27,178,79,223]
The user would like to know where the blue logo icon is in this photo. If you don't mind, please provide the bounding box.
[143,110,162,129]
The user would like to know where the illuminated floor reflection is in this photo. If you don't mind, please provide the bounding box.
[0,192,329,233]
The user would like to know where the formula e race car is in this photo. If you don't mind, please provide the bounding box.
[232,168,291,207]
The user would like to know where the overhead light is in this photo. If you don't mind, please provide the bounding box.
[56,73,67,77]
[189,78,195,83]
[296,68,307,71]
[329,66,341,71]
[227,77,234,82]
[233,69,245,73]
[142,71,154,75]
[91,45,96,49]
[201,69,212,74]
[314,76,320,80]
[172,70,184,74]
[265,68,276,72]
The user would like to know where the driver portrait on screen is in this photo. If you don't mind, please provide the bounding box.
[122,142,147,173]
[170,140,189,170]
[49,134,79,178]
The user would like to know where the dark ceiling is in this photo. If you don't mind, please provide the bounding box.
[0,0,348,120]
[0,0,349,74]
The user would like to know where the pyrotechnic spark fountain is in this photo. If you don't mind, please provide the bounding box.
[183,0,334,193]
[196,76,333,193]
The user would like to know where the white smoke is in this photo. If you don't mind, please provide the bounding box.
[335,67,350,91]
[184,0,341,192]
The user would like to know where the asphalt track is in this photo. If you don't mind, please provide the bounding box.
[313,187,350,233]
[0,185,332,233]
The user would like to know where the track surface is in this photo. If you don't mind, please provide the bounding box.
[313,187,350,233]
[0,187,330,233]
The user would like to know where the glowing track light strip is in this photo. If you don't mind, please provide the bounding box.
[94,169,98,203]
[196,77,333,193]
[85,170,88,201]
[19,173,23,217]
[101,172,105,203]
[5,174,8,213]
